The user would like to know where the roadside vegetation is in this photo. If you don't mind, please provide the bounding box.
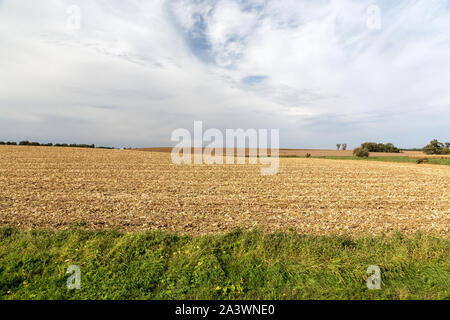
[0,227,448,300]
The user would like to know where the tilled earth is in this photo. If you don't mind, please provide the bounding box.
[0,146,449,236]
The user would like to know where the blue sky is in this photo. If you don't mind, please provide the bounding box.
[0,0,449,148]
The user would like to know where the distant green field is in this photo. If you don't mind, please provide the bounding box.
[1,227,448,300]
[281,155,450,166]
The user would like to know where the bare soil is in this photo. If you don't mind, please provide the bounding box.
[1,146,448,237]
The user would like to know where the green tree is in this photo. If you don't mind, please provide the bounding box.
[361,142,399,153]
[353,147,369,157]
[423,139,445,155]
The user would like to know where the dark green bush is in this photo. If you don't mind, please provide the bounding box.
[18,141,40,146]
[361,142,400,153]
[423,139,447,155]
[353,147,369,157]
[416,158,429,164]
[67,144,95,148]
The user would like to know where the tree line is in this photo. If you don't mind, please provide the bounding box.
[352,139,449,157]
[0,140,114,149]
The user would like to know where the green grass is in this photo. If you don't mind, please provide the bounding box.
[282,155,450,166]
[0,227,448,300]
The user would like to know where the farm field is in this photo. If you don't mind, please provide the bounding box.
[0,146,448,237]
[0,145,449,300]
[2,0,450,303]
[136,147,450,159]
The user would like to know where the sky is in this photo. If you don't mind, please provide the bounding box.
[0,0,449,148]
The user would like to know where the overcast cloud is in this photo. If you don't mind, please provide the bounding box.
[0,0,449,148]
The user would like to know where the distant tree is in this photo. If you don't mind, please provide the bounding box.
[384,143,399,153]
[361,142,377,152]
[342,144,347,150]
[18,141,41,146]
[423,139,445,155]
[361,142,400,153]
[353,147,369,158]
[441,142,450,155]
[336,144,341,150]
[4,140,108,149]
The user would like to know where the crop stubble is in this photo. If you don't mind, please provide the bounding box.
[0,146,448,236]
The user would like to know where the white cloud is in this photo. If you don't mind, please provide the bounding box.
[0,0,449,148]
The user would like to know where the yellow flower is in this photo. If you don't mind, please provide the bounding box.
[7,290,11,294]
[23,281,27,285]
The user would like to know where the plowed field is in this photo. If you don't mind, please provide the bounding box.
[0,146,448,236]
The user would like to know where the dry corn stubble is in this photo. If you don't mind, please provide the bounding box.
[0,146,449,237]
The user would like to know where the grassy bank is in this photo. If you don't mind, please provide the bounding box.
[295,156,450,166]
[0,227,448,300]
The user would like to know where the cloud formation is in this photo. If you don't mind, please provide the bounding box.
[0,0,449,148]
